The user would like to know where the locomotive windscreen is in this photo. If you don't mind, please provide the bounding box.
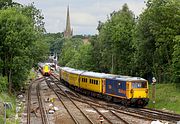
[132,81,147,88]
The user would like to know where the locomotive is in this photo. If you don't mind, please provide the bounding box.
[38,63,52,76]
[59,67,149,107]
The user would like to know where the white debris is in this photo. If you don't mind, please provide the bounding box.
[48,110,55,114]
[18,94,23,99]
[86,109,96,113]
[54,107,59,111]
[151,120,163,124]
[49,103,53,107]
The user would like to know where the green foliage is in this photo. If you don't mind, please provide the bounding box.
[133,0,180,82]
[0,76,8,92]
[0,93,16,124]
[20,3,45,32]
[0,8,35,91]
[67,43,94,70]
[89,35,102,72]
[0,0,12,9]
[56,1,180,85]
[0,5,48,91]
[172,35,180,83]
[44,32,64,56]
[148,83,180,113]
[98,3,135,74]
[59,38,83,66]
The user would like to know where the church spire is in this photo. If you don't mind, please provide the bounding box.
[64,5,73,38]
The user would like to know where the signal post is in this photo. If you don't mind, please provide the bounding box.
[152,77,156,109]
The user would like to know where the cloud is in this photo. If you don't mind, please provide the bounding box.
[71,12,97,26]
[13,0,147,35]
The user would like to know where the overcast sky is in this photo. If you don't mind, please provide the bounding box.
[13,0,147,35]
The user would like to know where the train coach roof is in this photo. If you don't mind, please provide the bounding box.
[60,67,84,74]
[81,71,109,78]
[117,77,146,81]
[106,75,147,81]
[60,67,147,81]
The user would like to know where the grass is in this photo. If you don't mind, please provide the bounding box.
[0,92,18,124]
[147,83,180,114]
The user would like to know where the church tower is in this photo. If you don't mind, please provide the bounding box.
[64,6,73,38]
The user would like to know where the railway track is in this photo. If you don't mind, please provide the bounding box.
[27,79,49,124]
[51,73,180,123]
[36,82,49,124]
[49,75,142,124]
[45,77,94,124]
[140,107,180,119]
[27,81,33,124]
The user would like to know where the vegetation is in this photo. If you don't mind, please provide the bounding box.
[134,0,180,83]
[148,83,180,114]
[58,0,180,84]
[0,0,179,117]
[0,0,49,92]
[0,92,17,124]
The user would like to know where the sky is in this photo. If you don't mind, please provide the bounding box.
[13,0,147,35]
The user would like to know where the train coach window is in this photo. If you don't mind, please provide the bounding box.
[96,80,98,85]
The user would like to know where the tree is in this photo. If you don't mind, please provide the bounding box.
[20,3,45,32]
[134,0,180,83]
[89,35,102,72]
[172,35,180,83]
[0,0,21,9]
[59,38,83,66]
[0,5,47,92]
[98,3,135,74]
[67,43,94,70]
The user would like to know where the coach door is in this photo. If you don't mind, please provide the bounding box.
[102,79,106,93]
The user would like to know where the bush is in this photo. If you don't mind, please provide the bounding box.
[0,76,8,92]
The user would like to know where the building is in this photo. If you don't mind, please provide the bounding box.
[64,6,73,38]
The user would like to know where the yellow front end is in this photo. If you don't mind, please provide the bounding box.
[126,81,149,106]
[43,65,50,73]
[130,81,149,99]
[131,88,148,98]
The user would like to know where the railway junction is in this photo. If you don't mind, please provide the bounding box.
[19,71,180,124]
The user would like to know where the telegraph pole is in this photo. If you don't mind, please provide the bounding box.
[152,77,156,109]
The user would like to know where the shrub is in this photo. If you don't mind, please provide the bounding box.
[0,76,8,92]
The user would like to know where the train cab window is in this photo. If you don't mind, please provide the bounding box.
[132,82,147,88]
